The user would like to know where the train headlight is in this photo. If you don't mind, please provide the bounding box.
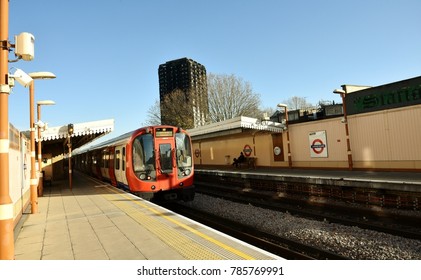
[151,185,156,190]
[183,169,191,176]
[139,173,152,180]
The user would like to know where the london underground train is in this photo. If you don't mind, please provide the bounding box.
[74,125,195,201]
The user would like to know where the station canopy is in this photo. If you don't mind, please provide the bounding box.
[35,119,114,150]
[187,116,285,140]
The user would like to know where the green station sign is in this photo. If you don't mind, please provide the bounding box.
[346,76,421,115]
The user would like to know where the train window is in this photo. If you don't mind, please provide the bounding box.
[102,151,106,168]
[109,150,114,168]
[104,151,109,168]
[132,134,156,180]
[176,132,193,177]
[122,147,126,171]
[115,150,120,170]
[175,132,192,167]
[159,143,173,174]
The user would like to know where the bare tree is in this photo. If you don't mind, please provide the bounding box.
[146,73,263,126]
[282,96,313,110]
[145,99,161,126]
[207,73,262,122]
[317,99,334,108]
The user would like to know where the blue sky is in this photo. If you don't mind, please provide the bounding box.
[7,0,421,142]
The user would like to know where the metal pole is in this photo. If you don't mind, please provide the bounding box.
[0,0,14,260]
[68,142,72,190]
[29,82,38,213]
[284,107,292,168]
[37,104,44,196]
[341,93,353,170]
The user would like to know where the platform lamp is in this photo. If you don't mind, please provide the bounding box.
[28,72,56,214]
[2,66,34,262]
[333,89,353,170]
[277,103,292,168]
[36,100,55,197]
[67,123,74,190]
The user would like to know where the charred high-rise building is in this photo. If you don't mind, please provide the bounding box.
[158,58,208,128]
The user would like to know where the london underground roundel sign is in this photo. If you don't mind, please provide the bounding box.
[309,131,328,158]
[311,139,325,154]
[243,144,252,157]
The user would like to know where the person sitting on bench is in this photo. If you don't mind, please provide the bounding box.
[232,152,246,167]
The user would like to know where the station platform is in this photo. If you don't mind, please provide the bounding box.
[195,166,421,193]
[14,173,281,260]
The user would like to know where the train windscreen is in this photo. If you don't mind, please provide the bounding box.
[159,143,173,174]
[175,132,193,177]
[132,134,156,180]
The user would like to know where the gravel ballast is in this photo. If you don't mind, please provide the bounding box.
[183,194,421,259]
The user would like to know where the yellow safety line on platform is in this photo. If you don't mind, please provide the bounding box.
[104,186,255,260]
[109,196,221,259]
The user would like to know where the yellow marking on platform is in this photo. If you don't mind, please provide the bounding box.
[103,186,255,260]
[110,197,222,259]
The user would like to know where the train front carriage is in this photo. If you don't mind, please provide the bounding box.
[126,126,195,201]
[74,125,195,201]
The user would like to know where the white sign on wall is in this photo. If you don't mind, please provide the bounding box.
[309,130,328,158]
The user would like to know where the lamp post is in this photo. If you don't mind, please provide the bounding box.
[28,72,56,213]
[67,124,74,190]
[36,100,55,197]
[1,0,36,259]
[277,103,292,168]
[0,0,14,260]
[333,89,353,170]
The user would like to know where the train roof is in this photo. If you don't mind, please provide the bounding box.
[89,130,135,151]
[76,125,187,154]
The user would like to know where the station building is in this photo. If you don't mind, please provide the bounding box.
[188,75,421,171]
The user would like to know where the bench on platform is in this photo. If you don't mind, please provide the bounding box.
[238,157,257,169]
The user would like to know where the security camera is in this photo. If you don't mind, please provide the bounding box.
[10,68,33,87]
[14,32,35,61]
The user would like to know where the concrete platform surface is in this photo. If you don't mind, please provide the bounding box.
[14,173,280,260]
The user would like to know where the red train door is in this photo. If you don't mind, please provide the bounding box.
[155,137,176,191]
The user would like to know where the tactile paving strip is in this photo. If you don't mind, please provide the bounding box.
[103,192,224,259]
[98,187,271,260]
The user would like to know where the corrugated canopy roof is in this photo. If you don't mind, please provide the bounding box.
[33,119,114,151]
[187,116,285,140]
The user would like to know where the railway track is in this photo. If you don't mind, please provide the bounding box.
[165,202,348,260]
[195,182,421,242]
